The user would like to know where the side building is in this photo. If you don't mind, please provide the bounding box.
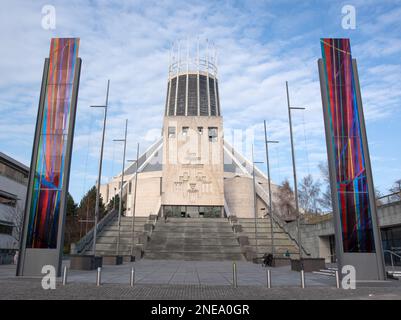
[0,152,29,264]
[284,194,401,266]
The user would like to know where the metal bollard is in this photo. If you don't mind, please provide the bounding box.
[96,267,102,286]
[130,267,135,287]
[62,265,68,286]
[300,270,305,288]
[266,269,271,288]
[335,270,340,289]
[232,262,238,288]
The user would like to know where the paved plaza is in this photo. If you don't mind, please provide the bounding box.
[1,259,401,299]
[64,259,337,287]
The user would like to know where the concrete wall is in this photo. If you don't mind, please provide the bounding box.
[99,179,122,205]
[318,236,332,263]
[162,116,224,207]
[100,171,162,218]
[127,171,162,217]
[285,218,334,261]
[224,176,254,218]
[224,173,297,221]
[284,201,401,261]
[378,202,401,228]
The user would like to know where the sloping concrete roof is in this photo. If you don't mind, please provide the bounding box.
[0,152,29,173]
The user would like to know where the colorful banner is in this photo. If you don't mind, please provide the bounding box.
[320,38,375,253]
[26,38,80,248]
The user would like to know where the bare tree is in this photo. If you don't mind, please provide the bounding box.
[0,205,21,264]
[298,174,321,214]
[275,179,296,221]
[375,188,384,206]
[389,179,401,201]
[318,162,332,211]
[3,202,24,243]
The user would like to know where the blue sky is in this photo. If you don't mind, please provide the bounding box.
[1,0,401,203]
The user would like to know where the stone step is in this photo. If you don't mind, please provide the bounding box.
[233,218,301,261]
[247,239,296,246]
[144,218,244,261]
[109,218,149,224]
[240,226,283,232]
[116,216,149,220]
[146,242,243,249]
[166,218,228,222]
[94,250,134,256]
[238,219,273,222]
[146,246,243,253]
[152,229,238,238]
[237,221,274,226]
[109,221,151,227]
[97,237,140,244]
[143,252,244,261]
[80,214,154,255]
[108,219,148,223]
[155,223,233,229]
[157,224,230,228]
[102,225,147,231]
[148,238,240,246]
[95,244,136,251]
[150,233,239,239]
[99,230,144,237]
[242,233,291,240]
[155,228,235,233]
[249,246,298,253]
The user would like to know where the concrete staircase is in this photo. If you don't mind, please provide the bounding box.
[85,216,150,256]
[144,218,244,261]
[235,217,300,260]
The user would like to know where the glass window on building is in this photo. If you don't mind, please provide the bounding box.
[182,127,189,136]
[197,127,203,135]
[0,192,17,207]
[0,224,13,235]
[208,127,218,142]
[168,126,176,138]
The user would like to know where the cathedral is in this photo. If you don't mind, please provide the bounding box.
[99,41,288,222]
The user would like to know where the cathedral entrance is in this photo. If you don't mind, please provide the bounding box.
[163,205,223,218]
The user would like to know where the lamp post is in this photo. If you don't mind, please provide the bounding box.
[114,119,128,256]
[113,187,116,210]
[127,142,140,257]
[90,80,110,257]
[286,81,306,263]
[263,120,279,257]
[251,144,264,258]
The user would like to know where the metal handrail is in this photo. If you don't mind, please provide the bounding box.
[71,209,118,254]
[383,250,401,270]
[254,183,310,257]
[377,192,401,206]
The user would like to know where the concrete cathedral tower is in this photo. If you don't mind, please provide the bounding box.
[162,40,224,218]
